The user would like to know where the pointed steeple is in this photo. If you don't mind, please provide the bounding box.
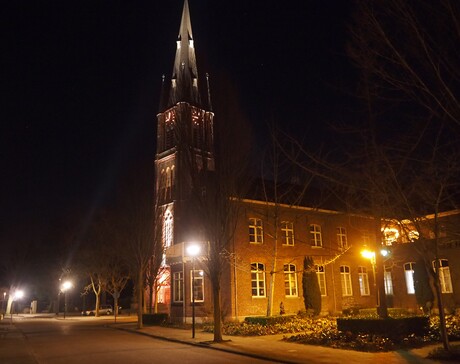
[168,0,201,107]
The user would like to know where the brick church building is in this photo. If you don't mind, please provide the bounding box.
[154,1,460,323]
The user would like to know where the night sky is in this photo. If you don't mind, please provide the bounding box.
[1,1,355,269]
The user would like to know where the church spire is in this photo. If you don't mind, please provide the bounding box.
[168,0,201,107]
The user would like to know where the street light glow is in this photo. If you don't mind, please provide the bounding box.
[13,290,24,300]
[187,244,201,257]
[361,250,375,260]
[61,281,73,292]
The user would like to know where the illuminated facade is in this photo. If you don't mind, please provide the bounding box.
[155,1,460,321]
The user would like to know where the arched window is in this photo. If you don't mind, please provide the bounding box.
[358,266,370,296]
[340,265,352,296]
[163,210,173,248]
[432,259,453,293]
[251,263,266,297]
[284,264,298,297]
[404,262,416,294]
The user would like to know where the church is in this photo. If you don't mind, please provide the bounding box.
[154,0,460,323]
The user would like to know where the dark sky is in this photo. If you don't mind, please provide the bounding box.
[1,1,355,249]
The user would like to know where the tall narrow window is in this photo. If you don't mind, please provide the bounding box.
[163,210,173,248]
[433,259,453,293]
[358,266,370,296]
[310,224,322,247]
[315,265,327,296]
[165,167,172,199]
[251,263,265,297]
[281,221,294,246]
[340,265,352,296]
[173,271,183,303]
[404,262,416,294]
[249,218,263,244]
[384,266,393,295]
[284,264,298,297]
[190,270,204,302]
[337,227,348,250]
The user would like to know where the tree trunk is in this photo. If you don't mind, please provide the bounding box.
[211,277,222,342]
[137,268,144,329]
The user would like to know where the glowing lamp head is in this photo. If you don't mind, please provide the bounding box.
[14,290,24,300]
[187,244,201,257]
[361,250,375,260]
[61,281,73,292]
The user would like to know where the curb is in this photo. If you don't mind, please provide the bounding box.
[112,325,299,364]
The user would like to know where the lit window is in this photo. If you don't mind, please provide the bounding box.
[383,227,399,246]
[281,221,294,246]
[384,266,393,295]
[251,263,265,297]
[163,210,173,248]
[315,265,327,296]
[340,265,352,296]
[190,270,204,302]
[165,167,172,199]
[310,224,322,247]
[249,218,263,244]
[284,264,298,297]
[404,262,416,294]
[432,259,453,293]
[337,227,347,250]
[173,271,183,302]
[358,266,370,296]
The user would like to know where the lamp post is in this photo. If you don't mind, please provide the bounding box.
[61,281,73,319]
[361,249,390,318]
[361,250,376,290]
[186,244,201,339]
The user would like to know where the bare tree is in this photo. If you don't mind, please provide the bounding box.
[115,162,163,329]
[348,0,460,128]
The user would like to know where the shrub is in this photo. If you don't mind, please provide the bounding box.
[142,313,168,325]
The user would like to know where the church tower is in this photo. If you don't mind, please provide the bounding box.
[156,0,214,256]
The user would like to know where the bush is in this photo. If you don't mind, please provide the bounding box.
[337,316,429,339]
[142,313,168,325]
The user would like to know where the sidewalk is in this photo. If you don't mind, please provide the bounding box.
[114,323,443,364]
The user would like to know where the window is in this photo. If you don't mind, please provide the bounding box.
[251,263,266,297]
[340,265,352,296]
[281,221,294,246]
[163,210,173,248]
[190,269,204,302]
[433,259,453,293]
[358,266,370,296]
[404,262,416,294]
[362,231,370,245]
[384,266,393,295]
[315,265,327,296]
[337,227,348,250]
[310,224,322,247]
[284,264,298,297]
[249,218,263,244]
[173,271,183,302]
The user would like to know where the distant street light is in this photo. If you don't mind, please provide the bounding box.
[11,290,24,323]
[186,243,201,339]
[61,281,73,319]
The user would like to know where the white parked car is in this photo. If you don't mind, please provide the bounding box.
[82,305,113,316]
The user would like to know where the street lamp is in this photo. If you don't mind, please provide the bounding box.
[186,243,201,339]
[61,281,73,319]
[11,290,24,323]
[361,250,376,287]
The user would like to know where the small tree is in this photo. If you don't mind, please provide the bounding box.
[302,256,321,316]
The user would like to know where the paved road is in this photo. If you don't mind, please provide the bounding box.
[1,317,272,364]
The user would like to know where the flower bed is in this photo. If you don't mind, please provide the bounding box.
[203,314,460,352]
